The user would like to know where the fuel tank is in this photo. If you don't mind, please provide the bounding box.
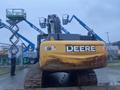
[39,41,107,71]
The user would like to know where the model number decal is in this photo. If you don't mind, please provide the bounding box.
[66,45,96,52]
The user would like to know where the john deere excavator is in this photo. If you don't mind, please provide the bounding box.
[24,14,107,89]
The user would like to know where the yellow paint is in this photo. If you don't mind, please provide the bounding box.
[39,41,107,70]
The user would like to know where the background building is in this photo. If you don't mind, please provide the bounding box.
[0,43,37,66]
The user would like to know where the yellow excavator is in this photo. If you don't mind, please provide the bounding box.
[24,14,107,88]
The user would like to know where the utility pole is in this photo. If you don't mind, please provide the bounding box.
[20,43,23,66]
[106,32,112,61]
[106,32,111,44]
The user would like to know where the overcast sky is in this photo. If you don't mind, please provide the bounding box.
[0,0,120,46]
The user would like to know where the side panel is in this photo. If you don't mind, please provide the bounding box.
[40,41,107,71]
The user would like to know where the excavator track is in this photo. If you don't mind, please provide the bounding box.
[76,70,97,86]
[24,63,42,89]
[24,63,97,89]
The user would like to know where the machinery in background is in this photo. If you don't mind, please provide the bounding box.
[24,14,107,89]
[62,14,103,41]
[6,9,45,64]
[0,19,35,52]
[6,9,70,36]
[6,9,45,35]
[5,9,46,64]
[0,18,20,75]
[5,9,71,61]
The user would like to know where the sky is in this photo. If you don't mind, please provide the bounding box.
[0,0,120,46]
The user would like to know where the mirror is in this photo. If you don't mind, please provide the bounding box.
[39,17,46,28]
[62,14,69,25]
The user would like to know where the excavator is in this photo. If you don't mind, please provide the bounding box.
[23,14,107,89]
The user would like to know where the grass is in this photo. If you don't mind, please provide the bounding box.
[107,60,120,67]
[0,67,9,75]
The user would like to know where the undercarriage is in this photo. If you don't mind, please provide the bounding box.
[24,63,97,89]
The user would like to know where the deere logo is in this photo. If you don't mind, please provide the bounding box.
[66,45,96,52]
